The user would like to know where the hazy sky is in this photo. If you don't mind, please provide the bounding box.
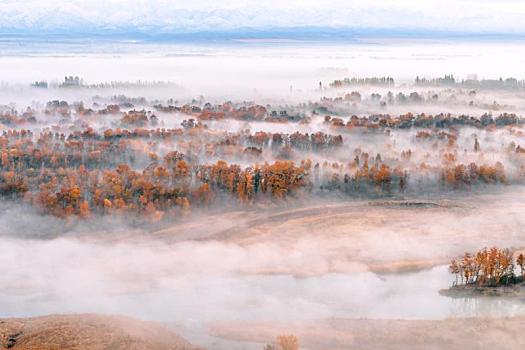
[1,0,524,35]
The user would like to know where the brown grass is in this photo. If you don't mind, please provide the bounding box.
[0,314,202,350]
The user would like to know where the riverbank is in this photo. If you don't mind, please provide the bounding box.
[440,282,525,298]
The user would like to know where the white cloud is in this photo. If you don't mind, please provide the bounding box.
[0,0,524,33]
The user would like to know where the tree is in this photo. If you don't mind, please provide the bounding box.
[263,335,299,350]
[79,200,91,218]
[276,335,299,350]
[193,183,212,206]
[1,152,8,168]
[103,198,112,210]
[374,164,391,190]
[449,259,459,286]
[517,253,525,278]
[474,137,480,152]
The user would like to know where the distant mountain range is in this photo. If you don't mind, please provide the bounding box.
[2,27,525,44]
[0,0,524,42]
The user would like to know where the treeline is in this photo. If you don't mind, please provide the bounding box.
[1,158,308,219]
[324,112,523,131]
[415,75,456,86]
[0,132,407,217]
[449,247,525,287]
[441,162,506,186]
[0,144,513,220]
[245,131,343,151]
[101,127,344,152]
[155,102,270,121]
[0,127,344,174]
[416,75,525,90]
[0,124,518,219]
[329,77,395,88]
[3,97,524,132]
[0,117,520,219]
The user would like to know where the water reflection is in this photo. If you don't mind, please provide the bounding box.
[449,296,525,318]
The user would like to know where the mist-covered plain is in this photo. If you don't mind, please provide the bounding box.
[2,38,525,349]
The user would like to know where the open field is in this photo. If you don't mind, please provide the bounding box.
[210,316,525,350]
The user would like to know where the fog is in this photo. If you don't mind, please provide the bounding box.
[2,40,525,103]
[2,39,525,349]
[3,186,525,348]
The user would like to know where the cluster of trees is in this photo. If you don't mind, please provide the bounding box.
[4,96,524,134]
[415,130,457,145]
[441,162,507,186]
[0,125,409,217]
[0,152,310,218]
[329,77,395,88]
[45,100,71,117]
[449,247,525,287]
[1,92,524,220]
[99,127,184,140]
[461,77,525,90]
[0,100,121,126]
[120,110,157,127]
[0,129,147,171]
[0,126,338,170]
[0,108,37,126]
[415,74,456,86]
[318,90,465,108]
[154,102,269,121]
[312,157,407,194]
[323,112,523,131]
[0,125,519,219]
[245,131,343,151]
[416,75,525,90]
[0,126,344,174]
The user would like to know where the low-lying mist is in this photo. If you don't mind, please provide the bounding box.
[2,187,525,348]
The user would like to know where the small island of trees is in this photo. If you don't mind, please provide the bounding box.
[444,247,525,297]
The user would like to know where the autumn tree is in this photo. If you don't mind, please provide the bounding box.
[517,253,525,278]
[263,335,299,350]
[450,247,517,287]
